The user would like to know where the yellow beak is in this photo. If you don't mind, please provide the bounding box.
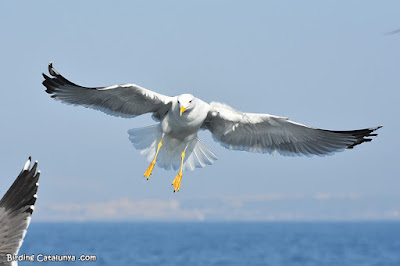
[180,106,186,116]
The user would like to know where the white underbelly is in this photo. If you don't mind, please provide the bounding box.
[161,112,204,140]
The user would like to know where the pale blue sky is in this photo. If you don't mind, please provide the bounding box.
[0,1,399,221]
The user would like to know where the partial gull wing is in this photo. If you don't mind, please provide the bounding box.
[42,63,173,119]
[202,102,381,156]
[0,157,40,265]
[385,28,400,35]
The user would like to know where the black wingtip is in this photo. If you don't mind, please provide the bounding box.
[30,161,38,174]
[345,126,382,149]
[385,29,400,35]
[42,63,63,95]
[48,62,58,76]
[0,157,40,215]
[42,62,87,94]
[25,206,34,215]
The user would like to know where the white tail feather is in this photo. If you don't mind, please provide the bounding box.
[128,125,218,171]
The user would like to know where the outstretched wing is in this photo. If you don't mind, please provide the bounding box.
[202,102,381,156]
[0,157,40,264]
[385,28,400,35]
[42,63,173,119]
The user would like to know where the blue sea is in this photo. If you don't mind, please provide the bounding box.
[19,222,400,266]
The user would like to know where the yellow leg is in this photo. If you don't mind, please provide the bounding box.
[172,149,186,192]
[144,139,163,180]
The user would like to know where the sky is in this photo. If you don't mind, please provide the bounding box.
[0,1,399,221]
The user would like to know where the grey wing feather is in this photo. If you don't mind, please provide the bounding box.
[0,158,40,264]
[202,102,381,156]
[385,28,400,35]
[42,63,173,119]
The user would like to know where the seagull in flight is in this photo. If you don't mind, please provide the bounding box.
[42,63,381,192]
[0,157,40,266]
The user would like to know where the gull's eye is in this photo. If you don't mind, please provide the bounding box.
[189,100,192,103]
[178,100,180,104]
